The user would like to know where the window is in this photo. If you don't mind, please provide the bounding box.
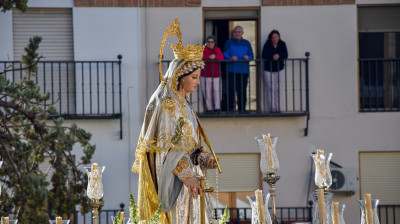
[206,153,260,220]
[358,6,400,111]
[359,151,400,223]
[12,8,75,114]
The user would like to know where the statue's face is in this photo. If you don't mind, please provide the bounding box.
[182,69,200,94]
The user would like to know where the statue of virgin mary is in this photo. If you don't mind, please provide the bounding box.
[132,18,220,224]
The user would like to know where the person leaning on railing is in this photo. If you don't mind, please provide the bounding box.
[201,35,224,112]
[223,26,254,113]
[262,30,288,113]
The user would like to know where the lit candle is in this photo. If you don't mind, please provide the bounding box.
[317,150,326,185]
[365,194,373,224]
[263,133,275,171]
[56,216,62,224]
[255,189,265,223]
[91,163,99,171]
[120,211,124,220]
[2,217,9,224]
[332,202,339,224]
[317,189,326,224]
[91,163,99,185]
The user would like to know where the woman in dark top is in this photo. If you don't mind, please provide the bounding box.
[262,30,288,112]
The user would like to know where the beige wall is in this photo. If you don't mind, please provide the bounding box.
[137,4,400,224]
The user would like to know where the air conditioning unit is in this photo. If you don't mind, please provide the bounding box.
[330,167,359,194]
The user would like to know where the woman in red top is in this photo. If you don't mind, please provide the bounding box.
[201,35,224,112]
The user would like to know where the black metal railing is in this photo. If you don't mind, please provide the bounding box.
[378,205,400,224]
[162,53,310,117]
[359,58,400,112]
[162,53,311,135]
[1,55,123,138]
[214,207,312,224]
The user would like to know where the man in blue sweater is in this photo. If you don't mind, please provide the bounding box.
[223,26,254,112]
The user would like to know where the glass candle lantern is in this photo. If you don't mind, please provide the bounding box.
[311,191,333,224]
[311,150,332,189]
[255,134,279,174]
[247,193,272,224]
[332,202,345,224]
[84,164,105,200]
[358,199,380,224]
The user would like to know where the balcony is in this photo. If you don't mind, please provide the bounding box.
[163,52,311,135]
[359,58,400,112]
[1,56,123,138]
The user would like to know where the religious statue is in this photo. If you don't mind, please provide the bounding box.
[132,18,219,224]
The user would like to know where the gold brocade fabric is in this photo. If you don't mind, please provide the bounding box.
[137,153,168,223]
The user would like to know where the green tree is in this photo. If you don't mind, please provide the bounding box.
[0,36,95,223]
[0,0,28,12]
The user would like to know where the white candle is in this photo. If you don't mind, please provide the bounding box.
[91,163,99,185]
[263,133,275,171]
[317,189,325,224]
[317,150,326,184]
[332,202,339,224]
[365,194,373,224]
[255,189,265,223]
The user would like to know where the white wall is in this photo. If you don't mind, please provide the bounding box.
[139,7,203,101]
[73,7,142,209]
[0,11,13,60]
[195,5,400,224]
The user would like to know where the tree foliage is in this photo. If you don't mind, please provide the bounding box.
[0,0,28,12]
[0,36,95,223]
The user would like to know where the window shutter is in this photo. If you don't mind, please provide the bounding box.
[360,151,400,204]
[358,7,400,32]
[206,154,260,192]
[13,8,74,60]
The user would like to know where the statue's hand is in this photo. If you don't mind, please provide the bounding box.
[183,177,202,198]
[202,155,218,169]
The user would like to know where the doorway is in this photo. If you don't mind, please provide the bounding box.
[203,8,260,112]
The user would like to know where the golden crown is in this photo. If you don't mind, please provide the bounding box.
[170,42,204,61]
[159,17,204,80]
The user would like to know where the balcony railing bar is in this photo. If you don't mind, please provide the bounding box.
[67,62,70,114]
[104,62,107,114]
[300,61,303,111]
[97,62,100,114]
[111,63,115,114]
[89,62,93,114]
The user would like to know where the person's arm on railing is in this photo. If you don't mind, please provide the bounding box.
[279,41,288,60]
[262,40,274,60]
[214,47,224,60]
[247,40,254,60]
